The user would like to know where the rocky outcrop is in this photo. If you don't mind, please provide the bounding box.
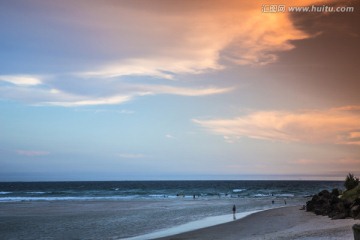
[306,189,360,220]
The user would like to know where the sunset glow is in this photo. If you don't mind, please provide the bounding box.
[0,0,359,180]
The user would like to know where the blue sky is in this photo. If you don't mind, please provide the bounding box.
[1,0,359,181]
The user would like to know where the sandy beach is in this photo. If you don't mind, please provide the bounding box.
[157,206,359,240]
[1,201,358,240]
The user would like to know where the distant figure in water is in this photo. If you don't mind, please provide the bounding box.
[272,200,275,204]
[284,200,287,205]
[232,205,236,220]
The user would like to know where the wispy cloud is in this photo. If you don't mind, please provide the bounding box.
[0,75,42,86]
[193,106,360,145]
[139,85,233,97]
[17,150,50,157]
[43,95,133,107]
[0,76,232,106]
[38,84,232,107]
[80,58,223,80]
[165,134,176,139]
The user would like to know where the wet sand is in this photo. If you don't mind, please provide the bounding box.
[0,200,178,239]
[0,201,129,239]
[1,202,357,240]
[156,206,358,240]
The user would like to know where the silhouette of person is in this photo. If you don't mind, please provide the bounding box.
[232,205,236,220]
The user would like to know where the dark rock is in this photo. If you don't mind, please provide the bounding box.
[305,189,353,220]
[352,224,360,240]
[332,212,347,220]
[306,200,315,212]
[319,190,330,198]
[344,199,353,210]
[328,210,337,218]
[330,195,340,204]
[336,202,345,212]
[314,208,323,215]
[351,205,360,218]
[331,188,340,197]
[353,198,360,206]
[306,187,360,220]
[311,194,320,202]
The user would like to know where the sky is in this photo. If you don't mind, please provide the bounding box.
[0,0,359,181]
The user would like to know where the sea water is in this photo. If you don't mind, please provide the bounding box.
[0,181,343,239]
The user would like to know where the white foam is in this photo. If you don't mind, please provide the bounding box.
[121,210,259,240]
[254,193,271,197]
[0,196,141,202]
[276,194,294,197]
[232,189,246,193]
[149,194,169,198]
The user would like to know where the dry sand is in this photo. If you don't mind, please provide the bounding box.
[156,206,359,240]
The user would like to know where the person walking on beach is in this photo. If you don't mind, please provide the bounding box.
[232,205,236,220]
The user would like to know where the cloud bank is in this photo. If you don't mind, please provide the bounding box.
[0,0,331,106]
[193,106,360,145]
[74,0,322,78]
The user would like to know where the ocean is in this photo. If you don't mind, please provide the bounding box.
[0,180,343,239]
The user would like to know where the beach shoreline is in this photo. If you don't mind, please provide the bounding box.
[0,199,276,240]
[123,210,261,240]
[155,206,358,240]
[1,201,357,239]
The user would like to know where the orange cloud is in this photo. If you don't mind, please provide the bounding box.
[72,0,331,78]
[1,0,335,107]
[193,106,360,145]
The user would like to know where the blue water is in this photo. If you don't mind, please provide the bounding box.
[0,181,344,239]
[0,180,343,202]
